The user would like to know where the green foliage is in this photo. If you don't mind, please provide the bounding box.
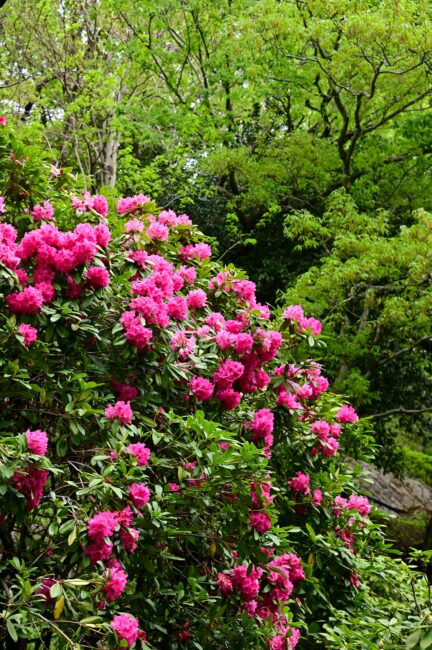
[401,448,432,488]
[2,0,432,300]
[282,190,432,471]
[321,554,432,650]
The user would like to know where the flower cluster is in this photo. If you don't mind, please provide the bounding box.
[104,559,128,603]
[85,506,140,564]
[11,429,49,509]
[17,323,38,346]
[117,194,150,215]
[111,613,139,647]
[283,304,322,336]
[105,400,133,425]
[2,221,110,315]
[217,552,304,648]
[32,201,55,222]
[71,192,108,217]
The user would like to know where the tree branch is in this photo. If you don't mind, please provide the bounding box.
[377,336,432,367]
[371,407,432,419]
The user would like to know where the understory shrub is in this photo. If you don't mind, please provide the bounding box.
[0,119,430,649]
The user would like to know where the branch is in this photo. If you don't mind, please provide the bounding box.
[363,88,432,134]
[371,407,432,419]
[377,336,432,367]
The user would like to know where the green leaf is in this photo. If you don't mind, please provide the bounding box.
[80,616,103,624]
[306,523,317,542]
[6,619,18,642]
[406,630,422,650]
[50,582,63,599]
[420,630,432,650]
[68,526,77,546]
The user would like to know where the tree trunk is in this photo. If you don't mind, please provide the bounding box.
[99,131,119,188]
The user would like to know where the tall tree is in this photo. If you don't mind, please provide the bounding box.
[0,0,151,187]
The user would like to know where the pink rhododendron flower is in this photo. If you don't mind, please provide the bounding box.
[111,378,139,402]
[105,401,133,425]
[123,317,153,349]
[350,572,361,588]
[0,196,5,212]
[213,359,245,389]
[12,467,49,510]
[320,437,339,457]
[37,578,58,604]
[312,489,323,506]
[92,195,108,217]
[270,635,287,650]
[7,286,44,314]
[302,317,322,335]
[125,218,144,233]
[186,288,207,309]
[288,472,311,495]
[85,539,114,564]
[232,280,256,306]
[250,511,272,534]
[215,329,235,350]
[85,265,109,288]
[167,296,188,321]
[177,265,196,285]
[330,423,342,437]
[347,494,371,517]
[129,483,151,509]
[336,527,355,550]
[15,269,28,286]
[25,429,48,455]
[231,564,262,601]
[94,223,111,247]
[205,311,225,330]
[180,243,212,260]
[234,332,254,354]
[117,194,149,215]
[168,482,181,492]
[111,613,139,647]
[146,222,169,241]
[17,323,38,346]
[337,404,359,423]
[247,408,274,440]
[87,511,119,540]
[215,388,242,410]
[118,506,134,527]
[190,376,213,401]
[0,116,7,126]
[127,442,151,466]
[283,305,322,336]
[251,480,273,506]
[104,565,128,602]
[215,572,233,596]
[32,201,55,222]
[119,527,139,553]
[310,420,330,441]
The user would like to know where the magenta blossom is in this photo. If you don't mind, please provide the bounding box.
[17,323,38,346]
[105,401,133,425]
[337,404,359,423]
[111,614,139,647]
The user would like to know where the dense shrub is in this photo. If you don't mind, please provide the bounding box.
[0,118,430,649]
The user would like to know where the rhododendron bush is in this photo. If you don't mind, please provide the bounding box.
[0,121,426,649]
